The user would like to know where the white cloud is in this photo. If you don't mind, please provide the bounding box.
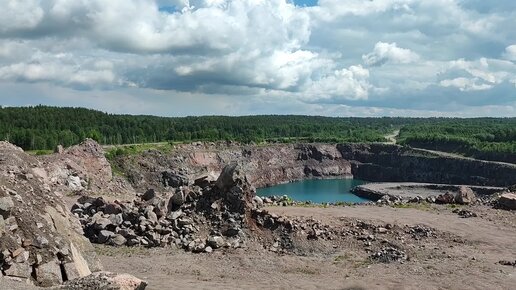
[503,45,516,61]
[438,57,516,91]
[0,0,515,116]
[440,77,492,91]
[362,42,419,67]
[305,65,371,101]
[0,0,44,32]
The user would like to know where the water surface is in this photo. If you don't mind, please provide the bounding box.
[256,179,369,204]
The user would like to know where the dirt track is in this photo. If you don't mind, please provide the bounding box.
[100,204,516,290]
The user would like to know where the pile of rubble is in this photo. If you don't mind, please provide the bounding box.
[370,247,408,263]
[73,163,258,253]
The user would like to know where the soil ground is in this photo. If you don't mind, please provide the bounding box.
[99,204,516,290]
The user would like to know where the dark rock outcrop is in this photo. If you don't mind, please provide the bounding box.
[497,193,516,210]
[337,143,516,187]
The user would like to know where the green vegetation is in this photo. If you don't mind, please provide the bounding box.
[1,106,515,164]
[398,118,516,163]
[105,143,175,160]
[391,202,432,211]
[0,106,402,150]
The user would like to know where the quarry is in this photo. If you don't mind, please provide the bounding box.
[0,139,515,289]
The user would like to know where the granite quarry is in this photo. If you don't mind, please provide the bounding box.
[0,139,515,289]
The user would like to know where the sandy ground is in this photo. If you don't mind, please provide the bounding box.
[99,204,516,290]
[354,182,503,199]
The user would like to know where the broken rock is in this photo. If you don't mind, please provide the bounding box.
[498,193,516,210]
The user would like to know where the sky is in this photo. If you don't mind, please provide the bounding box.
[0,0,515,117]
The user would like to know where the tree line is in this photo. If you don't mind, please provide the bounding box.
[0,106,403,150]
[1,106,515,164]
[398,119,516,163]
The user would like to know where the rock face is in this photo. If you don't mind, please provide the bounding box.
[41,139,134,196]
[497,193,516,210]
[338,143,516,187]
[112,143,353,191]
[111,142,516,195]
[0,141,103,287]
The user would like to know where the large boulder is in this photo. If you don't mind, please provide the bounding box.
[215,163,255,213]
[454,186,476,205]
[498,193,516,210]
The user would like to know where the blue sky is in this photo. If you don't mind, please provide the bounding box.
[294,0,318,7]
[0,0,515,117]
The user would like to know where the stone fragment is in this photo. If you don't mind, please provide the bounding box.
[98,230,115,244]
[67,175,83,191]
[4,262,31,279]
[141,189,156,201]
[253,196,264,208]
[36,260,63,287]
[169,190,185,208]
[62,262,82,281]
[436,192,455,204]
[104,203,122,215]
[498,193,516,210]
[35,236,49,248]
[454,186,476,205]
[110,234,127,247]
[167,210,183,220]
[207,236,225,249]
[0,196,14,218]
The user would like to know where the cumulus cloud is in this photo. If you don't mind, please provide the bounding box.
[504,45,516,61]
[438,58,516,91]
[362,42,419,67]
[0,0,515,116]
[305,65,371,101]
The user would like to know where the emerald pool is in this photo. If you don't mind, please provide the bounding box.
[256,179,370,204]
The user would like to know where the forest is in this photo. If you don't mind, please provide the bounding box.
[0,106,399,150]
[398,119,516,164]
[0,106,515,164]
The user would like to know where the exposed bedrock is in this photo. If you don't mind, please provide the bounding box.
[338,143,516,187]
[0,140,144,288]
[0,141,102,287]
[118,143,352,191]
[115,142,516,192]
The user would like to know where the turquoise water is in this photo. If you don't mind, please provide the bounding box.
[256,179,370,204]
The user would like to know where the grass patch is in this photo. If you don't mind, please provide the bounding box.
[105,142,174,160]
[447,204,461,209]
[391,202,432,211]
[353,259,373,269]
[334,253,352,263]
[94,244,152,257]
